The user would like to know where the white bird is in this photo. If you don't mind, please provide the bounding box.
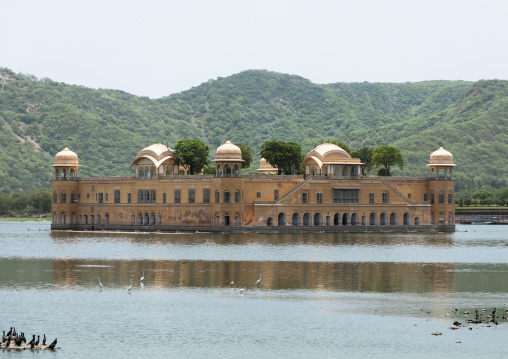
[256,274,262,288]
[140,272,145,282]
[98,277,103,289]
[230,281,234,287]
[238,287,245,294]
[127,278,133,293]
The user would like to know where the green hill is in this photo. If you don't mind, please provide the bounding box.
[0,67,504,193]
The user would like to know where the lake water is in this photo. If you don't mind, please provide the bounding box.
[1,222,507,358]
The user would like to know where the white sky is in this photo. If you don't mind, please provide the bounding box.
[1,0,507,98]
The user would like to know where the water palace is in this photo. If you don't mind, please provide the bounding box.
[51,141,456,233]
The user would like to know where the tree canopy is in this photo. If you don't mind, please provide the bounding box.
[233,142,253,169]
[372,145,404,176]
[351,146,373,173]
[174,139,209,175]
[259,141,303,175]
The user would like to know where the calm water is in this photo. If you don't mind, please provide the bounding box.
[1,222,507,358]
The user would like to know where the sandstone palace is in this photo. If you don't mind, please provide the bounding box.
[51,141,456,233]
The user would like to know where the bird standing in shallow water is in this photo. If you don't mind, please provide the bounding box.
[127,278,133,293]
[140,272,144,282]
[238,287,245,294]
[98,276,103,289]
[256,274,262,288]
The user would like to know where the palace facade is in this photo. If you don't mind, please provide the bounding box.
[51,141,456,233]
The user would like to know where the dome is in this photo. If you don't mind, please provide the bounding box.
[130,143,174,168]
[257,158,277,173]
[53,147,79,166]
[429,145,454,165]
[312,143,351,159]
[215,140,243,161]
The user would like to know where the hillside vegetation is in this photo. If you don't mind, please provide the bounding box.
[0,67,505,193]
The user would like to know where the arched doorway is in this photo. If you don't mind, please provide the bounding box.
[278,212,286,226]
[380,212,387,225]
[150,212,155,225]
[105,213,109,225]
[137,212,142,225]
[403,212,410,225]
[448,213,453,225]
[390,212,398,225]
[313,213,322,226]
[267,217,273,226]
[370,213,377,225]
[351,213,358,225]
[342,213,349,225]
[303,213,311,226]
[415,217,420,225]
[144,212,149,225]
[292,213,301,226]
[334,213,340,225]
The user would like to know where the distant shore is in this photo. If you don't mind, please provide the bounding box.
[0,217,51,222]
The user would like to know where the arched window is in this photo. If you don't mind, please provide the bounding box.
[313,213,322,226]
[278,212,286,226]
[292,213,301,226]
[150,212,155,225]
[403,212,410,225]
[143,212,149,225]
[137,212,142,225]
[380,212,387,225]
[334,213,340,225]
[390,212,398,225]
[303,213,311,226]
[370,213,377,225]
[267,217,273,226]
[351,213,358,225]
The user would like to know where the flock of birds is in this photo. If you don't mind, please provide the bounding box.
[1,328,58,350]
[432,307,508,335]
[98,272,262,294]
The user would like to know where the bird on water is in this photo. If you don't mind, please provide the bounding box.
[140,272,145,282]
[238,287,245,294]
[48,338,57,350]
[98,276,103,289]
[256,274,262,288]
[127,278,133,293]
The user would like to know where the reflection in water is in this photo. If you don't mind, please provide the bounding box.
[0,257,456,293]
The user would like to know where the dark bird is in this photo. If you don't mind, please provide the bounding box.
[2,331,5,343]
[21,333,26,343]
[12,327,16,337]
[35,335,40,346]
[28,334,35,346]
[30,341,35,349]
[42,334,46,346]
[6,327,12,337]
[48,338,57,350]
[5,338,10,348]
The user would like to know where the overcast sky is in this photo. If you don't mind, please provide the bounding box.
[1,0,507,98]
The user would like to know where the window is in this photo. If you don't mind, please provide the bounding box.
[91,186,95,192]
[174,189,181,203]
[61,192,67,204]
[382,192,388,204]
[257,192,261,198]
[163,193,166,203]
[138,190,144,203]
[274,190,279,201]
[302,192,308,204]
[114,190,120,203]
[235,190,240,203]
[78,193,81,199]
[145,190,150,203]
[87,193,90,199]
[53,192,57,203]
[105,193,109,202]
[448,193,453,204]
[71,193,76,203]
[369,193,374,204]
[91,206,94,213]
[127,193,131,203]
[215,191,220,203]
[333,189,359,204]
[150,190,156,203]
[408,193,412,199]
[203,189,210,203]
[98,193,104,204]
[224,191,230,203]
[188,188,195,203]
[317,193,323,204]
[424,193,428,202]
[438,193,444,204]
[430,194,435,204]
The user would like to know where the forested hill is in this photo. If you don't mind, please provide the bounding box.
[0,67,505,193]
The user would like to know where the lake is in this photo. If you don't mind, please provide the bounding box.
[1,222,507,358]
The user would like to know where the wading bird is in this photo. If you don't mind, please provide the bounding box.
[98,277,103,289]
[256,274,262,288]
[140,272,144,282]
[127,279,133,293]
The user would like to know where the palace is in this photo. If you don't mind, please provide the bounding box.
[51,141,456,233]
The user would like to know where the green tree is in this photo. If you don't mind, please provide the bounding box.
[174,139,209,175]
[351,146,373,173]
[259,141,303,175]
[202,165,216,175]
[372,145,404,176]
[233,142,253,169]
[496,187,508,205]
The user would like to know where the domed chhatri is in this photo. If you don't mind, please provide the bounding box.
[257,158,278,174]
[212,140,244,177]
[52,147,81,180]
[301,143,362,178]
[130,143,178,179]
[427,145,456,179]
